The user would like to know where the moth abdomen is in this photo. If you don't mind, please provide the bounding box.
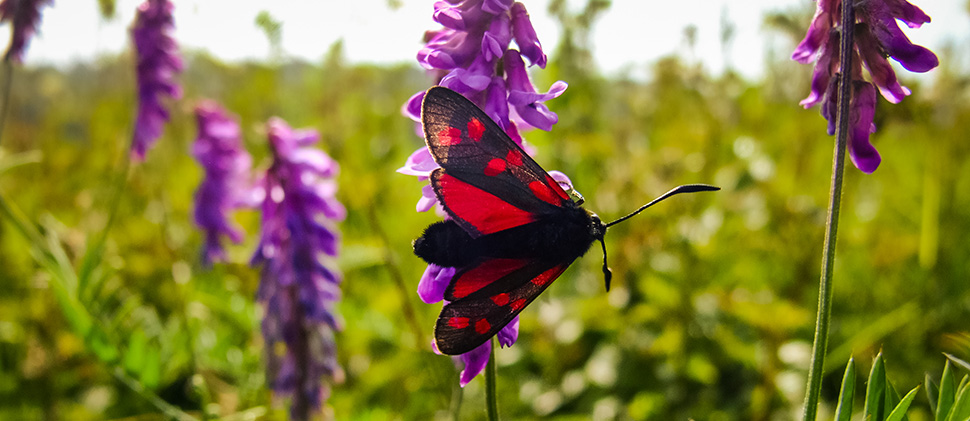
[414,220,479,267]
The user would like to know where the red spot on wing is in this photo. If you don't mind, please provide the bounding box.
[448,317,470,329]
[467,118,485,141]
[484,158,506,176]
[437,127,462,145]
[506,150,523,167]
[436,173,537,235]
[531,265,566,286]
[546,174,571,201]
[510,299,526,311]
[491,293,510,306]
[475,319,491,334]
[529,180,563,206]
[452,258,530,299]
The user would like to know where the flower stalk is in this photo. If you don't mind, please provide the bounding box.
[801,1,854,420]
[485,337,499,421]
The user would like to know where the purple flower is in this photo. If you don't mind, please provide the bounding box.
[510,2,546,68]
[191,101,254,265]
[402,0,566,387]
[130,0,183,161]
[252,118,346,418]
[505,49,567,131]
[0,0,51,62]
[792,0,938,173]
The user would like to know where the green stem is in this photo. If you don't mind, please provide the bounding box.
[485,339,499,421]
[0,60,12,147]
[112,367,199,421]
[801,2,855,421]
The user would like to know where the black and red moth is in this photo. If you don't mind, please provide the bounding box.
[413,86,718,355]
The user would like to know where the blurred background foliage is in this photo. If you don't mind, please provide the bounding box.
[1,2,969,420]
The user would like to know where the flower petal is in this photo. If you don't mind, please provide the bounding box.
[848,81,881,173]
[458,341,491,387]
[510,2,547,68]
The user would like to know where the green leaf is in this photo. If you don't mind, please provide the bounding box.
[124,330,148,374]
[835,357,856,421]
[886,385,920,421]
[939,361,956,421]
[0,149,42,175]
[927,373,940,415]
[886,378,904,421]
[944,378,970,421]
[139,343,162,390]
[866,352,888,421]
[945,353,970,374]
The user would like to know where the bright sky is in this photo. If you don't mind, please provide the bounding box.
[3,0,966,80]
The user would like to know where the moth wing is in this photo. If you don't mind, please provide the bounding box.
[434,257,572,355]
[422,86,573,238]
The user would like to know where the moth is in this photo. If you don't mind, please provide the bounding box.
[413,86,718,355]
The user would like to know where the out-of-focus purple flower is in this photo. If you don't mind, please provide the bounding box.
[252,118,346,418]
[402,0,565,387]
[191,101,254,265]
[791,0,938,173]
[0,0,51,62]
[130,0,183,161]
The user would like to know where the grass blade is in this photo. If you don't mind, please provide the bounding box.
[944,377,970,421]
[866,352,888,421]
[939,361,956,421]
[886,385,921,421]
[927,372,940,415]
[835,357,856,421]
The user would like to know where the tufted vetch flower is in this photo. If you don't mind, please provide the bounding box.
[401,0,567,387]
[252,118,346,417]
[792,0,937,173]
[0,0,52,62]
[130,0,183,161]
[191,101,254,265]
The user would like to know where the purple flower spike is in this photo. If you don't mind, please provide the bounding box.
[130,0,183,161]
[0,0,52,62]
[510,2,547,68]
[505,49,567,131]
[792,0,937,172]
[191,101,253,265]
[253,117,346,417]
[403,0,566,387]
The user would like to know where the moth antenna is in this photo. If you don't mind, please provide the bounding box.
[605,184,720,228]
[600,238,612,291]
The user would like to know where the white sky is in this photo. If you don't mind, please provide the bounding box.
[2,0,966,80]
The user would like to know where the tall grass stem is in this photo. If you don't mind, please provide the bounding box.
[801,1,855,420]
